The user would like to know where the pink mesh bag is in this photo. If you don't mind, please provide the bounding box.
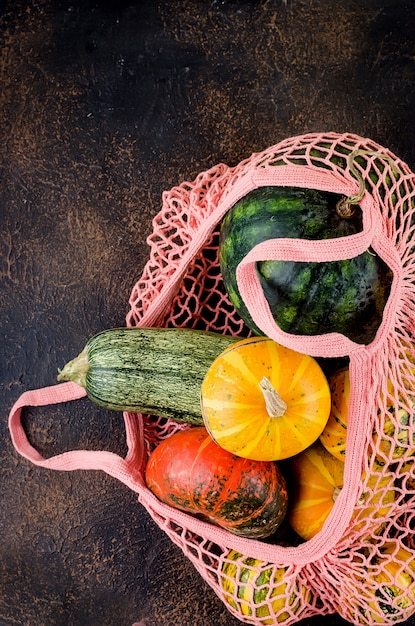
[8,132,415,625]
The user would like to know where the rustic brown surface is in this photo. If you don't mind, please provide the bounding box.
[1,1,415,625]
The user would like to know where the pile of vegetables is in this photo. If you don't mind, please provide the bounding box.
[57,182,415,619]
[57,325,402,544]
[58,326,335,540]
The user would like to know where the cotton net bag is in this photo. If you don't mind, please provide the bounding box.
[8,132,415,625]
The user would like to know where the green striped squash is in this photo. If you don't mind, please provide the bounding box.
[57,327,239,424]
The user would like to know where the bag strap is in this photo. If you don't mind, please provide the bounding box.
[8,381,146,493]
[235,230,401,359]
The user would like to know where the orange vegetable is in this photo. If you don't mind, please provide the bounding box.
[145,426,288,538]
[287,442,344,540]
[319,367,415,462]
[201,336,331,461]
[287,442,395,541]
[319,367,349,461]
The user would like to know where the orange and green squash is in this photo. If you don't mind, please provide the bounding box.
[145,426,288,539]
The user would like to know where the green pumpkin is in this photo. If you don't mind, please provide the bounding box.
[219,186,393,345]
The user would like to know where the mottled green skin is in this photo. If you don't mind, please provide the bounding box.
[219,186,393,344]
[63,327,239,424]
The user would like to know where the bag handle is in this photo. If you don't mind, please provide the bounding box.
[235,228,401,359]
[8,381,146,493]
[235,228,374,358]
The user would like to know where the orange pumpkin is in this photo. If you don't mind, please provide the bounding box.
[145,426,288,538]
[287,442,395,541]
[319,367,415,463]
[200,336,331,462]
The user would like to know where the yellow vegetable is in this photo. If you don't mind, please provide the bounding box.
[287,443,395,541]
[220,550,311,624]
[201,336,331,461]
[346,543,415,623]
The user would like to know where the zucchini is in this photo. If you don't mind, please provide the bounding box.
[57,327,239,425]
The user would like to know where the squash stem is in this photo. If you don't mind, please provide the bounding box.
[259,376,287,417]
[336,149,401,218]
[57,348,89,388]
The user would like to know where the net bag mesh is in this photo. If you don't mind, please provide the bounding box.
[125,132,415,625]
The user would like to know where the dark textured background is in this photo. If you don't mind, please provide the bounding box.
[1,1,415,625]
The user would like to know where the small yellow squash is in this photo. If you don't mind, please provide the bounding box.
[287,442,395,541]
[220,549,311,624]
[319,366,415,463]
[200,336,331,461]
[344,543,415,623]
[319,367,349,461]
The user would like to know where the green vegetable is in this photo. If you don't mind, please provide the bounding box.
[219,186,393,344]
[57,327,239,424]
